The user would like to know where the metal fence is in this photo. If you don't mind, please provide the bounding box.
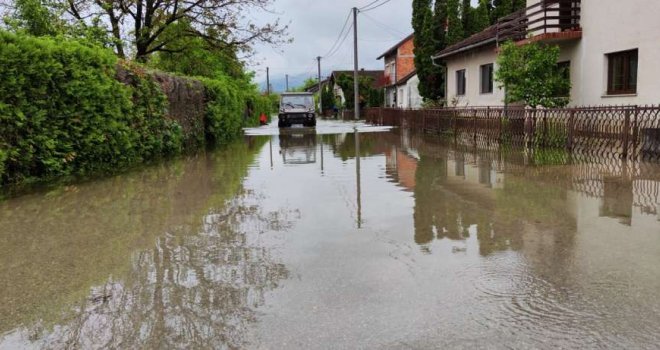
[364,106,660,159]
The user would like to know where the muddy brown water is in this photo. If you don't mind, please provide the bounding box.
[1,119,659,349]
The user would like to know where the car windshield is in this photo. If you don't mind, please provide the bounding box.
[281,95,314,108]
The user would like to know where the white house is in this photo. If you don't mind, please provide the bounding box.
[433,0,660,107]
[377,34,423,109]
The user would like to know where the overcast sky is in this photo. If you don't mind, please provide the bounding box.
[248,0,415,89]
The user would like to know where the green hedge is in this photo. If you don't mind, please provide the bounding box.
[201,76,272,144]
[0,31,183,184]
[0,31,271,186]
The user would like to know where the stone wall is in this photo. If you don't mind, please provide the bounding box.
[116,65,206,146]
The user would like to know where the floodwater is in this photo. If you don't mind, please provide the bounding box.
[1,119,660,349]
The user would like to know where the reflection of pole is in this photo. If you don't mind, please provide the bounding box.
[269,137,273,169]
[355,128,362,228]
[320,136,324,173]
[317,56,323,113]
[352,7,359,120]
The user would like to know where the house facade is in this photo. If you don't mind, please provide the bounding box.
[378,34,422,109]
[328,69,384,107]
[434,0,660,107]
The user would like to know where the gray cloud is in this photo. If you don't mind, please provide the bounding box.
[248,0,414,89]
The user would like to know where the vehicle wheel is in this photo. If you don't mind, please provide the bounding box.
[309,119,317,127]
[278,120,285,128]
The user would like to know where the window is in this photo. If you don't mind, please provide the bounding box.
[456,69,466,96]
[554,61,571,97]
[607,49,638,95]
[480,64,493,94]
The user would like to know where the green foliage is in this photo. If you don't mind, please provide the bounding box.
[412,0,445,101]
[0,31,183,185]
[471,0,491,35]
[335,74,380,110]
[151,20,244,79]
[201,74,271,144]
[8,0,59,36]
[495,41,571,108]
[491,0,526,24]
[446,0,464,45]
[321,83,336,110]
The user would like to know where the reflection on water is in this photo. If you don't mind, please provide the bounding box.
[2,121,660,348]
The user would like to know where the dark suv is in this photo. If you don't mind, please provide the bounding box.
[278,92,316,128]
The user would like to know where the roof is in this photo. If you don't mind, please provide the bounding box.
[432,25,498,60]
[377,33,414,60]
[384,69,417,88]
[305,78,329,93]
[330,70,385,89]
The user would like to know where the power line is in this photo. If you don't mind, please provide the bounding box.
[360,0,395,12]
[360,11,407,37]
[322,10,352,58]
[358,0,382,11]
[324,21,354,59]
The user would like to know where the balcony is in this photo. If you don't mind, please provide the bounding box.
[496,0,582,44]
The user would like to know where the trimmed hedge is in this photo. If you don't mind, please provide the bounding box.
[0,31,271,186]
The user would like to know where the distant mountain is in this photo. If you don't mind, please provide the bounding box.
[259,73,319,93]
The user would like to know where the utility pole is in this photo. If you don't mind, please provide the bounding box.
[317,56,322,113]
[352,7,359,120]
[266,67,270,95]
[285,74,289,92]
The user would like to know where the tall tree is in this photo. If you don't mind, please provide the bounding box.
[472,0,491,34]
[412,0,435,100]
[446,0,463,45]
[491,0,527,24]
[461,0,473,37]
[60,0,290,61]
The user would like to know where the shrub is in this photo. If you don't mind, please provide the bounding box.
[0,31,183,184]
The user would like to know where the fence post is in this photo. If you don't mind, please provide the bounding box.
[567,109,575,151]
[422,110,427,133]
[632,105,639,152]
[473,109,477,142]
[542,109,548,148]
[453,109,458,143]
[622,108,631,158]
[498,108,503,142]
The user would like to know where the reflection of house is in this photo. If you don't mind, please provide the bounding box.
[434,0,660,106]
[384,147,418,191]
[377,34,422,109]
[328,69,385,107]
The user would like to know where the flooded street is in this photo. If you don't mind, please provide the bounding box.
[1,119,660,349]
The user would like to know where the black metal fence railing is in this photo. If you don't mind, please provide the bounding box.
[363,106,660,159]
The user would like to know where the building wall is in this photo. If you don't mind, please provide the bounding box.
[396,38,416,83]
[445,46,505,107]
[524,0,660,106]
[443,0,660,107]
[384,56,396,86]
[575,0,660,105]
[407,75,422,109]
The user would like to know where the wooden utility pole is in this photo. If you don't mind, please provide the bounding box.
[266,67,270,95]
[353,7,359,120]
[285,74,289,92]
[317,56,322,113]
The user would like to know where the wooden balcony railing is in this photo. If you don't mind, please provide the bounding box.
[496,0,581,43]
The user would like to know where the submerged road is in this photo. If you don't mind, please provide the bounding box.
[1,118,660,349]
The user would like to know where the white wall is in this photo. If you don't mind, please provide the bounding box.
[575,0,660,105]
[406,75,422,109]
[446,0,660,107]
[445,47,505,107]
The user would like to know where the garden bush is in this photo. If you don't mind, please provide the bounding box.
[0,31,186,184]
[0,31,271,186]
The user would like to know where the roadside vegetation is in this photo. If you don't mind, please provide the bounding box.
[0,0,288,186]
